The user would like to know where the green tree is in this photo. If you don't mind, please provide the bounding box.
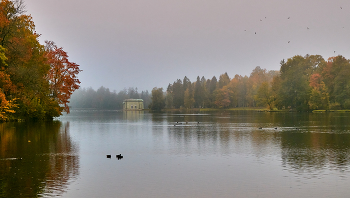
[184,86,194,108]
[278,55,311,111]
[206,76,217,107]
[332,57,350,107]
[183,76,191,93]
[172,79,183,108]
[194,76,205,108]
[149,87,165,111]
[255,81,274,109]
[270,74,282,109]
[165,83,173,108]
[218,72,230,89]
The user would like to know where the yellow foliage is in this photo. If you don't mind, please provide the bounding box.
[0,89,17,121]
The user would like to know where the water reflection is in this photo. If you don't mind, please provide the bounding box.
[281,132,350,173]
[41,110,350,197]
[159,112,350,172]
[0,121,79,197]
[123,111,145,121]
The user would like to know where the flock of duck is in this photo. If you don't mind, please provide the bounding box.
[106,154,123,160]
[104,126,302,160]
[258,127,300,130]
[173,122,301,130]
[173,121,200,126]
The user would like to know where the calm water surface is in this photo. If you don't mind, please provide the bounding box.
[1,110,350,197]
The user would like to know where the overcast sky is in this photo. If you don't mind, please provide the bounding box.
[25,0,350,92]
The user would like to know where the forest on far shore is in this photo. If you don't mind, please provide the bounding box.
[69,87,152,110]
[148,54,350,112]
[69,54,350,112]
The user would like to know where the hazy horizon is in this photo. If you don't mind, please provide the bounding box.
[25,0,350,91]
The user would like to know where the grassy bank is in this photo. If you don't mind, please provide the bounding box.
[314,110,350,113]
[200,107,269,112]
[161,108,350,113]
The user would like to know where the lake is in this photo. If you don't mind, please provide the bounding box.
[1,110,350,197]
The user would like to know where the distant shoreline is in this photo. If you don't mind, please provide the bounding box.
[68,107,350,113]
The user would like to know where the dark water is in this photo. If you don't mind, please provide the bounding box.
[1,110,350,197]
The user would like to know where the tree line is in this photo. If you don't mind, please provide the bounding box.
[0,0,81,121]
[69,87,151,110]
[149,54,350,111]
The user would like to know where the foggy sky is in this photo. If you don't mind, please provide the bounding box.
[25,0,350,92]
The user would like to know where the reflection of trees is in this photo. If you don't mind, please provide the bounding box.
[163,111,350,172]
[279,112,350,172]
[164,112,280,155]
[281,132,350,172]
[0,121,79,197]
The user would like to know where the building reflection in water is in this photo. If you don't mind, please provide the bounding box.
[123,110,145,121]
[0,121,79,197]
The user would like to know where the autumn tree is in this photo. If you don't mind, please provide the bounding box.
[0,0,61,120]
[309,82,329,110]
[214,85,232,108]
[227,75,240,107]
[307,73,329,110]
[247,66,268,107]
[0,0,83,120]
[230,75,249,107]
[45,41,81,113]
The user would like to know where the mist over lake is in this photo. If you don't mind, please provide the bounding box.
[1,110,350,197]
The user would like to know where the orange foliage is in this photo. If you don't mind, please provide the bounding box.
[45,41,81,113]
[214,86,232,108]
[309,73,322,89]
[0,2,9,29]
[0,88,16,121]
[0,71,15,93]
